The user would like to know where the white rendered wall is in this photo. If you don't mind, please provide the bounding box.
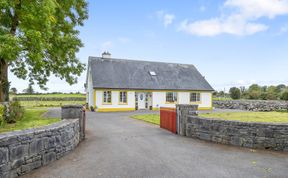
[94,90,212,110]
[95,90,135,109]
[152,92,175,109]
[87,70,94,107]
[152,91,212,109]
[198,92,212,108]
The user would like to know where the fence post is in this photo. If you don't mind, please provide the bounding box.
[176,104,198,136]
[61,105,85,140]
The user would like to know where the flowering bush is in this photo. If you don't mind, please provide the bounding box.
[4,101,25,124]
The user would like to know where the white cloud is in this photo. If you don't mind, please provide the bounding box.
[101,41,113,51]
[200,6,206,12]
[179,0,288,36]
[179,18,268,36]
[156,11,175,27]
[279,24,288,34]
[224,0,288,19]
[118,37,131,44]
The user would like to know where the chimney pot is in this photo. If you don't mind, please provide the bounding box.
[102,51,111,59]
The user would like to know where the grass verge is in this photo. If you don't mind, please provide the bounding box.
[200,112,288,123]
[0,109,60,133]
[131,114,160,125]
[131,112,288,125]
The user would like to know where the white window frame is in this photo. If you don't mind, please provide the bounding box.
[190,92,201,103]
[103,91,112,104]
[166,92,178,103]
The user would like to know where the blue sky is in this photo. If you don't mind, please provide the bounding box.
[10,0,288,92]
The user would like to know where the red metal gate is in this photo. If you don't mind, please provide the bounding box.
[160,107,177,134]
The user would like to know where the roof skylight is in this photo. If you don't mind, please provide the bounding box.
[149,71,157,76]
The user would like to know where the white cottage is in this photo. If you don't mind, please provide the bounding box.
[86,52,214,112]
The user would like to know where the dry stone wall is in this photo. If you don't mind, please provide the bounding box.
[213,100,288,111]
[185,116,288,151]
[0,119,80,178]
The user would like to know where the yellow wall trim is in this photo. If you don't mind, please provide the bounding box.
[93,90,96,107]
[97,108,135,112]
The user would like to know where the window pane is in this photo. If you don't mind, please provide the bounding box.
[120,91,127,103]
[104,91,111,103]
[197,93,201,101]
[166,92,177,102]
[190,93,200,102]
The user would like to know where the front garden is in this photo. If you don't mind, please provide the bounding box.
[0,93,85,134]
[0,108,60,133]
[0,102,60,133]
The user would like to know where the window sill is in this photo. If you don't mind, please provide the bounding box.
[190,101,201,104]
[119,102,128,105]
[165,102,177,104]
[102,103,112,105]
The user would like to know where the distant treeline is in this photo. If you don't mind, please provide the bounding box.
[15,92,84,95]
[214,84,288,101]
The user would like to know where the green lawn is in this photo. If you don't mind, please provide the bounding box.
[131,112,288,125]
[200,112,288,123]
[131,114,160,125]
[0,109,60,133]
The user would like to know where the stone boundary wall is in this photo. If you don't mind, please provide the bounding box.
[185,116,288,151]
[213,100,288,111]
[0,119,80,178]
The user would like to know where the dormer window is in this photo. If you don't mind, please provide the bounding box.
[149,71,156,76]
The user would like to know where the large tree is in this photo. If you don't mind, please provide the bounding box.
[0,0,88,102]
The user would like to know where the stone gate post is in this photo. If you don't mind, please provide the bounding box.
[61,105,85,140]
[176,104,198,136]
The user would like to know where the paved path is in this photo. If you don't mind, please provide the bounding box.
[23,111,288,178]
[42,108,61,118]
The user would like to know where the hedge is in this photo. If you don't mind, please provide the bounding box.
[13,97,86,101]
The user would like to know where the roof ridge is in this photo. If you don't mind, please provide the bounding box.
[88,56,196,67]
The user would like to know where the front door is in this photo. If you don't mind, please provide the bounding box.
[138,92,146,109]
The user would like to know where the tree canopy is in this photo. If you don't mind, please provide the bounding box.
[216,84,288,101]
[229,87,241,99]
[0,0,88,102]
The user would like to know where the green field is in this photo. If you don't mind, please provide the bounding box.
[11,93,85,98]
[10,93,86,107]
[0,109,60,133]
[212,97,232,101]
[131,112,288,125]
[18,100,85,108]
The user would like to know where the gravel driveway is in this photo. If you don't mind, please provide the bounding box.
[22,111,288,178]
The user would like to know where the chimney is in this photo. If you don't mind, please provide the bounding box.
[102,51,111,59]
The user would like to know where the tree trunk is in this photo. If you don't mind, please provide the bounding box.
[0,1,21,103]
[0,58,9,103]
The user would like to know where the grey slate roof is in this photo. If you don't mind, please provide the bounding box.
[88,57,214,91]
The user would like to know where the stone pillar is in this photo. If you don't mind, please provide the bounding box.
[176,104,198,136]
[61,105,85,140]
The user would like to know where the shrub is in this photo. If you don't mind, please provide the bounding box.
[248,84,262,99]
[229,87,241,99]
[0,104,4,126]
[5,101,24,123]
[280,91,288,101]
